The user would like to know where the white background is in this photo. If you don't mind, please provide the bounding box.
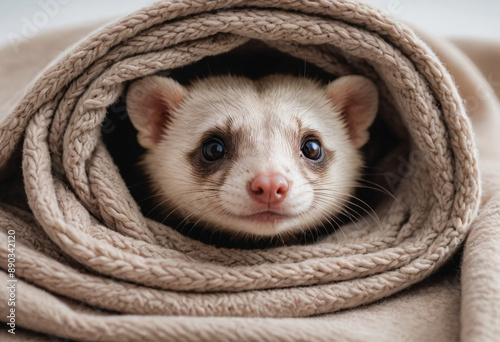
[0,0,499,50]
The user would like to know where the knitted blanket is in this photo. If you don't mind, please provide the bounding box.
[1,1,499,341]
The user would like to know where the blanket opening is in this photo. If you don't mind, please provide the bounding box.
[101,40,406,248]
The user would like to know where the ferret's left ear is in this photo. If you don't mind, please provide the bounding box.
[326,75,378,148]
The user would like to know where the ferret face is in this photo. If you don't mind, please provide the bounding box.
[126,74,378,238]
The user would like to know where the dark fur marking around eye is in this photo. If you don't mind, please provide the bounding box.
[186,124,242,183]
[297,129,335,176]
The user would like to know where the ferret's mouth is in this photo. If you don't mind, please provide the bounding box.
[220,210,307,237]
[241,211,291,224]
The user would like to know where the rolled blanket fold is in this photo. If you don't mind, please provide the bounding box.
[0,1,483,341]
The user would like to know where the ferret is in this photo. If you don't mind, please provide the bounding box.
[126,74,378,242]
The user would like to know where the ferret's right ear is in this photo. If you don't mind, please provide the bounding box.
[325,76,378,149]
[126,76,186,149]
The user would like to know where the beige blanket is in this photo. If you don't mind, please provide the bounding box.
[0,1,499,341]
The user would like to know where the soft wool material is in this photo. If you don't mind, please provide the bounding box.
[0,1,498,341]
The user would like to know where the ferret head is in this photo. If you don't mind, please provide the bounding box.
[126,74,378,238]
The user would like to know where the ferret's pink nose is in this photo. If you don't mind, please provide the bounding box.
[249,173,289,204]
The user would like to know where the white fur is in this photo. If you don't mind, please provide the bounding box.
[127,74,378,237]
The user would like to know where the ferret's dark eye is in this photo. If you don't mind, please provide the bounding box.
[301,139,323,160]
[202,139,225,162]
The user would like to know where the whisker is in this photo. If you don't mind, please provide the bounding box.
[156,193,220,224]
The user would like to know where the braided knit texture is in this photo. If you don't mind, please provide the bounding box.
[0,1,482,341]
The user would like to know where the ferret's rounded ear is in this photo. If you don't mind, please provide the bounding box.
[126,76,186,149]
[326,76,378,148]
